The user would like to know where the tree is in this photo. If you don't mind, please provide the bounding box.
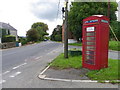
[68,2,118,41]
[26,29,40,42]
[51,25,62,41]
[110,21,120,40]
[31,22,49,41]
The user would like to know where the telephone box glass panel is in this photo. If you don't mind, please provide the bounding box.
[86,37,95,41]
[86,42,95,45]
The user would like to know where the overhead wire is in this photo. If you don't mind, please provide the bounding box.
[55,0,61,26]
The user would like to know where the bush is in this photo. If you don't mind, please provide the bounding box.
[55,35,62,41]
[2,35,16,43]
[18,37,28,45]
[26,29,40,42]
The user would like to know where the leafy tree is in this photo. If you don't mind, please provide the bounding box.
[55,35,62,41]
[26,29,40,42]
[110,21,120,40]
[31,22,49,41]
[51,25,62,41]
[68,2,118,41]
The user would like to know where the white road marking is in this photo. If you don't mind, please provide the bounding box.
[12,63,27,69]
[0,80,6,84]
[9,72,21,78]
[2,71,10,75]
[40,64,51,75]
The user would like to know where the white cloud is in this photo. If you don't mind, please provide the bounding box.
[31,1,58,21]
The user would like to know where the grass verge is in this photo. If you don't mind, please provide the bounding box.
[50,53,82,69]
[109,41,120,51]
[50,53,119,82]
[86,58,119,80]
[68,42,82,46]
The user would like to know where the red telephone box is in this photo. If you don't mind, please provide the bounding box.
[82,15,109,70]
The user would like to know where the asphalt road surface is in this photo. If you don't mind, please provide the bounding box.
[0,41,118,88]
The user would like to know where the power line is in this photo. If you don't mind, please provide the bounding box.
[55,0,61,25]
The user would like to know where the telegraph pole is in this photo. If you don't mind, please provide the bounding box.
[64,0,68,58]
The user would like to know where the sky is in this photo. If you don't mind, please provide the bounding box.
[0,0,119,36]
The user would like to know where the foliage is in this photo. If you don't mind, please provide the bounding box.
[0,28,15,43]
[54,35,62,41]
[18,36,27,45]
[26,29,40,42]
[51,25,62,41]
[68,2,118,41]
[109,41,120,51]
[110,21,120,41]
[2,35,16,43]
[32,22,48,32]
[31,22,49,41]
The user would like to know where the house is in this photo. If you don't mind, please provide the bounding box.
[0,22,18,42]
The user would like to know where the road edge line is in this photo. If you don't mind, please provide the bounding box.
[40,64,51,75]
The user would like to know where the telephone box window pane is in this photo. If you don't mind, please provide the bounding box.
[86,32,95,36]
[85,59,95,65]
[86,51,95,55]
[86,37,95,41]
[86,55,94,60]
[85,55,95,65]
[87,46,95,50]
[86,42,95,45]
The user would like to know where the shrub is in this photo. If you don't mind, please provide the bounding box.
[2,35,16,43]
[55,35,62,41]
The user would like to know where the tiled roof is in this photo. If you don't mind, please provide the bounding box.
[0,22,17,31]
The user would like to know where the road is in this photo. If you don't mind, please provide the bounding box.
[0,41,118,88]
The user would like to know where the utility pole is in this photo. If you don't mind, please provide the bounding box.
[64,0,68,58]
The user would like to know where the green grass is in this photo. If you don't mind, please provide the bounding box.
[36,41,41,43]
[50,53,119,81]
[109,41,120,51]
[50,53,82,69]
[86,59,119,80]
[68,42,82,46]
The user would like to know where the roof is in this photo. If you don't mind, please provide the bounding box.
[0,22,17,31]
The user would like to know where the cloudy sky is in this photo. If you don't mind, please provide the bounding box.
[0,0,119,36]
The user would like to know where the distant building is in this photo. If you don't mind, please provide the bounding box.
[0,22,18,42]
